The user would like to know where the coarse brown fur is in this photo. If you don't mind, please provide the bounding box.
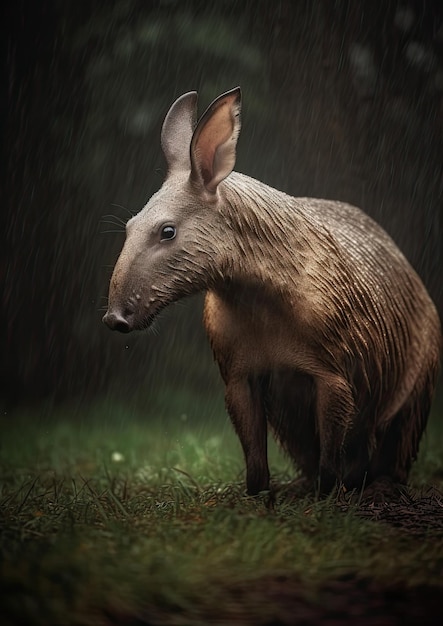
[104,88,441,496]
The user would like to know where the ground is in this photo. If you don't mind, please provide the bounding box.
[1,404,442,625]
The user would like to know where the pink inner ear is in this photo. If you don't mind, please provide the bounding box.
[191,89,241,191]
[193,103,234,179]
[197,136,217,185]
[201,166,213,186]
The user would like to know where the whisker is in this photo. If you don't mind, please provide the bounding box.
[101,218,126,225]
[110,203,135,218]
[148,320,160,336]
[101,214,127,226]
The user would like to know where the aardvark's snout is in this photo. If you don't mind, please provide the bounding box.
[102,309,132,333]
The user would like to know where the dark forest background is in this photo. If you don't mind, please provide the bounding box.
[1,0,442,415]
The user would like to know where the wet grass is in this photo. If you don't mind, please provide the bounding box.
[1,398,443,625]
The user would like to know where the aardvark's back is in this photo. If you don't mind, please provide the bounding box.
[204,169,441,493]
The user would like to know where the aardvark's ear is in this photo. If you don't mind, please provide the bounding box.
[161,91,198,174]
[190,87,241,194]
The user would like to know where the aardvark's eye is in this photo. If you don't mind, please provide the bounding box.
[160,225,176,241]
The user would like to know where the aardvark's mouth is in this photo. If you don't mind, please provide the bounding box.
[102,300,165,333]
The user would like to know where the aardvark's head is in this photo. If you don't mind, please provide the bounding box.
[103,87,241,332]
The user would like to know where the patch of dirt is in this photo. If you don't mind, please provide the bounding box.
[342,484,443,536]
[276,479,443,536]
[104,575,442,625]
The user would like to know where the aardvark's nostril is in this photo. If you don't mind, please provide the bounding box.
[102,310,131,333]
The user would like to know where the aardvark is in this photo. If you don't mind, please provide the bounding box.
[103,87,441,496]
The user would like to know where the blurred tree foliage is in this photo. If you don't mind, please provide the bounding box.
[2,0,442,409]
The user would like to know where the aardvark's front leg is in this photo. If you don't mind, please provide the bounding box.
[225,375,269,495]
